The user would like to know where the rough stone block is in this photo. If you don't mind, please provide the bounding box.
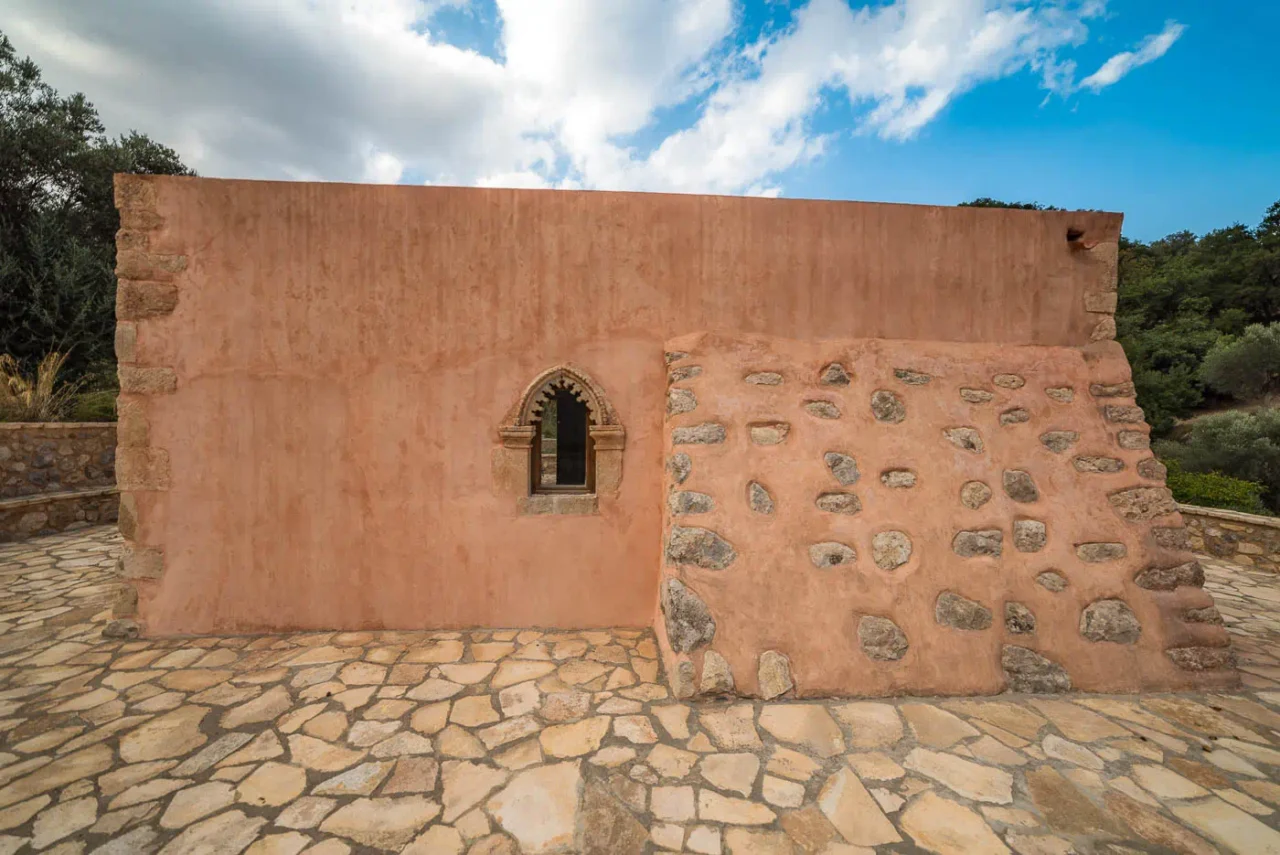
[1090,317,1117,342]
[871,391,905,423]
[1166,646,1234,672]
[117,279,179,320]
[815,492,861,515]
[116,447,170,490]
[1002,646,1071,693]
[935,592,993,630]
[115,322,137,363]
[116,251,187,281]
[1109,486,1177,521]
[667,387,697,415]
[672,423,726,445]
[1013,519,1047,552]
[823,452,860,486]
[858,616,908,661]
[1040,431,1079,453]
[749,421,792,443]
[893,369,931,385]
[1084,291,1118,313]
[119,366,177,396]
[116,400,150,447]
[809,542,856,568]
[120,544,164,579]
[660,578,716,653]
[666,526,736,570]
[952,530,1002,557]
[1075,542,1126,563]
[943,427,984,453]
[1080,599,1141,644]
[819,363,851,386]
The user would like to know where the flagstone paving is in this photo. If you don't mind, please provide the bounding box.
[0,528,1279,854]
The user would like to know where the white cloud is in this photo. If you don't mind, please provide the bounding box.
[1079,20,1185,92]
[0,1,1182,198]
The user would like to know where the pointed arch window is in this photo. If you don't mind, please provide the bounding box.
[495,365,625,514]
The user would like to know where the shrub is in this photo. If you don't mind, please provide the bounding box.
[69,389,116,421]
[0,351,80,421]
[1201,322,1280,401]
[1155,408,1280,512]
[1163,459,1269,515]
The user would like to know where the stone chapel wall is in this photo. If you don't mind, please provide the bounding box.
[656,332,1235,698]
[112,174,1128,637]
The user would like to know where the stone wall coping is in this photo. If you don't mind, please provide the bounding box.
[0,422,117,431]
[0,486,120,511]
[1177,502,1280,530]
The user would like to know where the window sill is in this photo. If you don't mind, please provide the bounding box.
[518,493,599,516]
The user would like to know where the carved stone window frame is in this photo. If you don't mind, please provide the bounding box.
[494,365,625,515]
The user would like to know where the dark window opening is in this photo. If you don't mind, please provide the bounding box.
[533,388,593,492]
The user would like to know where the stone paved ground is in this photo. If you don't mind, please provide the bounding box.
[0,529,1279,855]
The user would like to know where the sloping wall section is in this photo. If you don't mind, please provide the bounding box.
[113,174,1132,642]
[656,332,1233,697]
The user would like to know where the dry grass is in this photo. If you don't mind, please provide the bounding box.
[0,352,81,422]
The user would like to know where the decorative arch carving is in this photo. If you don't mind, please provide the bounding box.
[494,364,626,513]
[506,364,621,428]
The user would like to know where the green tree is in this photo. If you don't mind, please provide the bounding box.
[0,32,192,381]
[958,198,1063,211]
[1201,322,1280,402]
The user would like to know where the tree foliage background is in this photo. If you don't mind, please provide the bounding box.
[0,33,192,386]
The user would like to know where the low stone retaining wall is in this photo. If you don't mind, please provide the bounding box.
[0,423,119,541]
[1,423,115,498]
[0,487,119,542]
[1180,503,1280,572]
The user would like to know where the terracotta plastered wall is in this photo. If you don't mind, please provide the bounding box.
[655,332,1234,699]
[111,175,1124,637]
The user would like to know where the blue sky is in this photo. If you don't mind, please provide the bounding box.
[3,0,1274,241]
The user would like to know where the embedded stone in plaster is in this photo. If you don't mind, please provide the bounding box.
[745,372,783,386]
[1137,458,1167,481]
[1002,470,1039,503]
[960,481,992,510]
[1000,408,1030,426]
[1150,527,1191,551]
[858,616,909,661]
[880,469,916,488]
[1166,647,1234,671]
[700,651,735,696]
[1045,387,1075,403]
[894,369,931,386]
[1002,646,1071,693]
[1109,487,1177,521]
[673,660,697,699]
[747,482,775,515]
[1075,542,1127,563]
[666,527,737,570]
[871,391,906,423]
[1102,405,1145,424]
[749,422,792,444]
[669,365,702,384]
[757,651,794,700]
[1183,606,1223,625]
[665,351,690,364]
[1036,571,1069,593]
[1013,520,1047,553]
[952,530,1002,558]
[993,374,1025,389]
[943,427,984,453]
[871,532,912,571]
[1005,603,1036,634]
[960,388,994,403]
[935,592,993,631]
[673,424,726,445]
[1090,382,1136,398]
[819,363,851,386]
[668,492,715,515]
[803,401,841,420]
[1134,561,1204,591]
[660,579,716,654]
[816,493,861,515]
[1040,431,1079,453]
[809,542,857,568]
[1074,456,1124,473]
[1080,600,1141,644]
[823,452,860,486]
[667,454,692,485]
[667,388,697,415]
[1117,431,1150,450]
